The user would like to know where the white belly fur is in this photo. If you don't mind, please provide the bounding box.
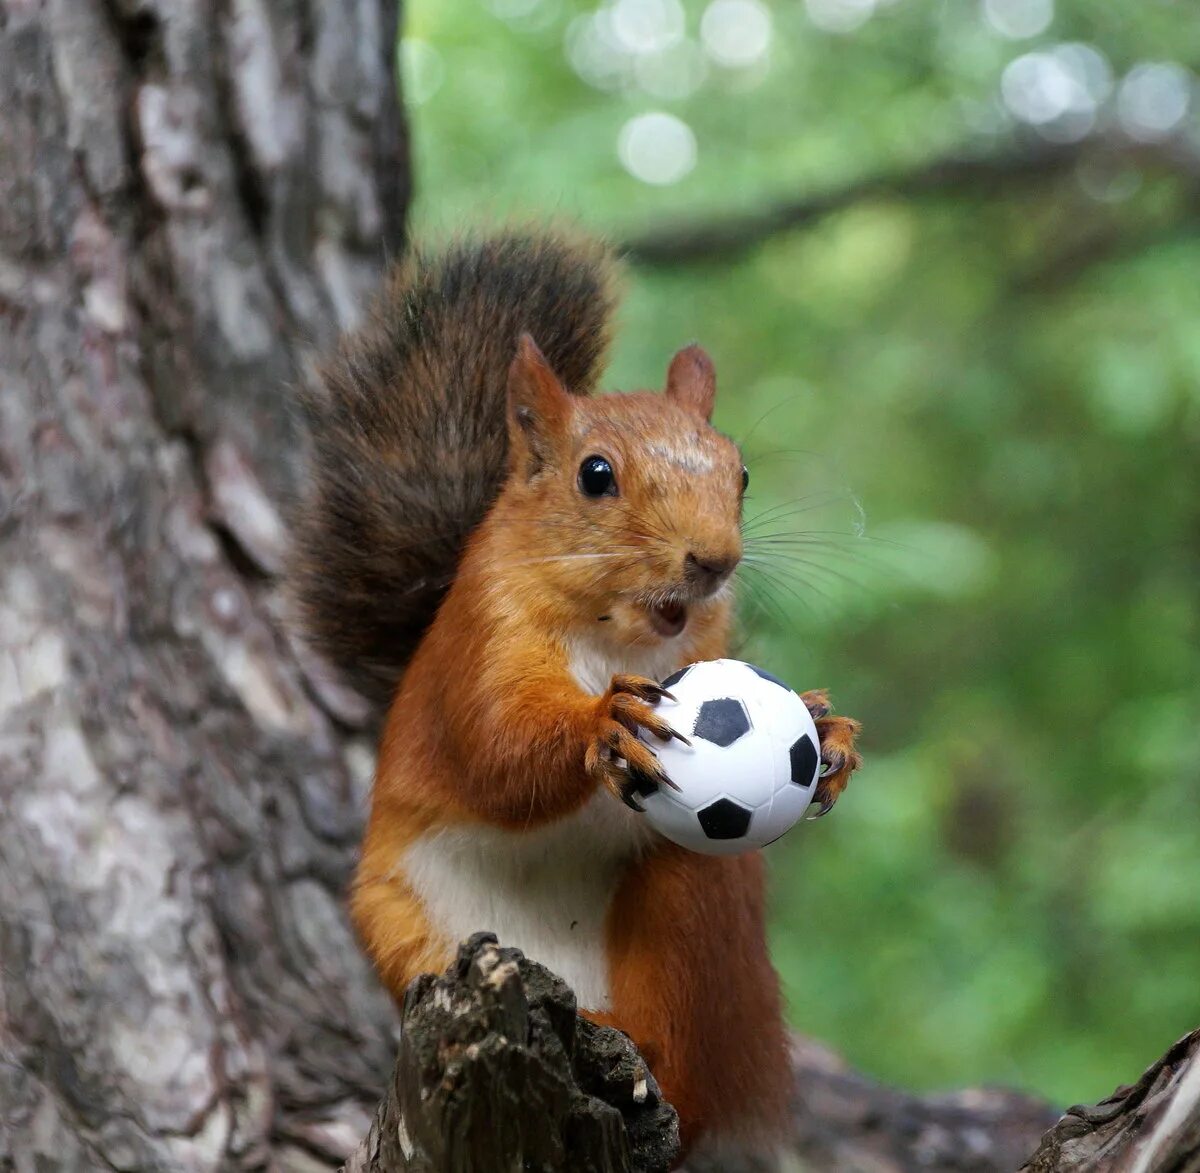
[401,637,683,1011]
[403,792,653,1010]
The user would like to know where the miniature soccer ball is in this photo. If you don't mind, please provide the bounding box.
[637,658,822,856]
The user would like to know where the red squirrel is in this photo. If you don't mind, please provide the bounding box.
[292,232,862,1167]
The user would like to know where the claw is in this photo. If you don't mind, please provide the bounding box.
[594,675,689,812]
[620,761,668,810]
[806,798,835,820]
[820,751,844,777]
[621,788,648,813]
[633,756,679,794]
[627,763,659,793]
[655,766,681,792]
[640,713,689,747]
[613,675,675,705]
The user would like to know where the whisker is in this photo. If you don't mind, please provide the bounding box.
[741,492,854,533]
[744,539,889,571]
[735,569,794,629]
[742,446,831,464]
[747,548,859,597]
[741,558,834,612]
[736,394,808,449]
[746,529,912,551]
[746,551,871,594]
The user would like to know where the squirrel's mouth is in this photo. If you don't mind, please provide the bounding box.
[647,600,688,638]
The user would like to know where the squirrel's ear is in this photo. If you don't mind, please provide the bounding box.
[507,333,572,475]
[664,344,717,421]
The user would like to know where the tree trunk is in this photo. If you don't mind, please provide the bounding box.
[2,4,1196,1172]
[0,1,407,1168]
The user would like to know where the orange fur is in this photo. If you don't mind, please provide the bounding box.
[350,341,860,1163]
[599,844,791,1148]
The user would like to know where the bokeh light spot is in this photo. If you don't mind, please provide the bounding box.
[1001,53,1073,124]
[611,0,686,55]
[982,0,1053,41]
[804,0,875,34]
[1000,45,1108,139]
[566,10,629,91]
[700,0,773,69]
[634,39,709,99]
[1117,62,1193,142]
[617,111,697,184]
[400,40,445,106]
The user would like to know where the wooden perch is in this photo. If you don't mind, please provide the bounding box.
[1019,1027,1200,1172]
[340,933,679,1173]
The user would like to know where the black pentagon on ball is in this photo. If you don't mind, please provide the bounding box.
[748,664,791,692]
[692,698,751,747]
[697,797,753,840]
[789,733,819,787]
[661,665,694,690]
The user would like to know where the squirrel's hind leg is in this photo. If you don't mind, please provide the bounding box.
[601,843,792,1165]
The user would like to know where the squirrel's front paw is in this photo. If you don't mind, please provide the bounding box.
[585,675,685,812]
[801,689,863,818]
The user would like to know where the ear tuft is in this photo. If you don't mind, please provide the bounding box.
[665,344,717,421]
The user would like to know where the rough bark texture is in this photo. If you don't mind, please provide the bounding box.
[0,1,406,1168]
[1019,1029,1200,1173]
[2,3,1197,1172]
[340,934,679,1173]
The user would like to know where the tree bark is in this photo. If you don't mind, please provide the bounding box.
[339,934,680,1173]
[0,1,407,1168]
[1019,1028,1200,1173]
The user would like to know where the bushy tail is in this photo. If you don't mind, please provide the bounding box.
[290,232,618,705]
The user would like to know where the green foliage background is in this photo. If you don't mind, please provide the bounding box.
[403,0,1200,1105]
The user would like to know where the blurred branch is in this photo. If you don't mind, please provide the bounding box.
[1010,207,1200,296]
[786,1035,1058,1172]
[622,134,1200,266]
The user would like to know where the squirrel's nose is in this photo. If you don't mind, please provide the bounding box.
[685,550,739,591]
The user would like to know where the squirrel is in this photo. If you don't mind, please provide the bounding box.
[291,231,862,1167]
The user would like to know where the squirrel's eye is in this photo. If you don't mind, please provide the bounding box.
[741,465,750,493]
[578,455,617,498]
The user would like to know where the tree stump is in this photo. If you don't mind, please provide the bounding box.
[340,934,679,1173]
